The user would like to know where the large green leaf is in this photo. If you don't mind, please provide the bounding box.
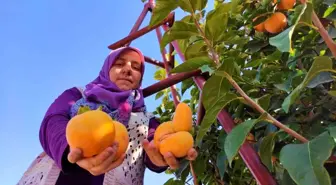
[170,56,214,73]
[149,0,178,27]
[196,93,240,144]
[259,133,277,171]
[204,3,230,43]
[184,40,208,60]
[160,21,199,51]
[178,0,207,13]
[306,72,334,88]
[282,56,335,113]
[269,4,309,53]
[279,131,335,185]
[224,117,266,166]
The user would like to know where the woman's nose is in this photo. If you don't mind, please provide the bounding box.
[121,61,132,73]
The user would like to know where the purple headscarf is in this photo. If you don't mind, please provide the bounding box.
[70,46,148,125]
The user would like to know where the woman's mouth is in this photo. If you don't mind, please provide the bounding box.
[118,78,132,84]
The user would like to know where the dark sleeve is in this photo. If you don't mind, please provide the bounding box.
[143,117,168,173]
[39,87,83,173]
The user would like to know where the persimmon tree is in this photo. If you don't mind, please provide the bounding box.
[148,0,336,184]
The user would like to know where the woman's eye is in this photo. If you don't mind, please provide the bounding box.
[133,65,141,70]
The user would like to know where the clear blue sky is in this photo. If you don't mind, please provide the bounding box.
[0,1,214,184]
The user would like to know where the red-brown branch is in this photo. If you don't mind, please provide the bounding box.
[107,13,174,50]
[144,56,165,68]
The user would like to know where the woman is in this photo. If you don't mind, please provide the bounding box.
[17,46,198,185]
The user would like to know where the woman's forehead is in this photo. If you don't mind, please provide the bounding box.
[117,49,142,62]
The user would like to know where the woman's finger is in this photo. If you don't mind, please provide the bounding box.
[163,152,179,170]
[77,144,116,170]
[142,140,167,167]
[89,144,119,175]
[185,148,198,161]
[67,148,83,164]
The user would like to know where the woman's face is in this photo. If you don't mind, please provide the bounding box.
[109,49,143,91]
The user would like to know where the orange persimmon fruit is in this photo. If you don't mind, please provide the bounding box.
[273,0,296,10]
[264,12,287,34]
[66,109,128,159]
[154,103,194,158]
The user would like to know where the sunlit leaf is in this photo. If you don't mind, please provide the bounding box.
[178,0,208,13]
[160,21,199,51]
[224,116,267,166]
[149,0,178,27]
[204,3,230,43]
[170,56,214,73]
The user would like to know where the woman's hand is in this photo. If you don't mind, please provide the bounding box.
[142,139,198,170]
[67,142,125,176]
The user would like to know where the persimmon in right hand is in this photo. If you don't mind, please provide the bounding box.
[154,102,194,158]
[66,108,129,160]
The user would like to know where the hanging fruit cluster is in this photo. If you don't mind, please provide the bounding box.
[253,0,296,34]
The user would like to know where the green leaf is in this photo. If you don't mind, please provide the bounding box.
[259,133,277,171]
[282,56,335,113]
[230,0,239,14]
[160,21,199,51]
[77,105,91,115]
[155,91,165,100]
[245,50,282,68]
[328,126,336,139]
[178,0,208,13]
[192,155,207,177]
[196,93,240,144]
[174,159,190,179]
[281,170,297,185]
[279,132,335,185]
[204,3,230,43]
[269,4,308,53]
[149,0,178,27]
[200,65,215,75]
[170,56,214,73]
[217,130,227,150]
[185,40,208,60]
[181,78,194,96]
[306,72,334,88]
[202,61,236,109]
[256,94,272,112]
[328,90,336,97]
[164,178,185,185]
[224,118,265,166]
[274,70,305,93]
[269,26,295,53]
[216,150,228,180]
[154,68,167,80]
[298,2,313,26]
